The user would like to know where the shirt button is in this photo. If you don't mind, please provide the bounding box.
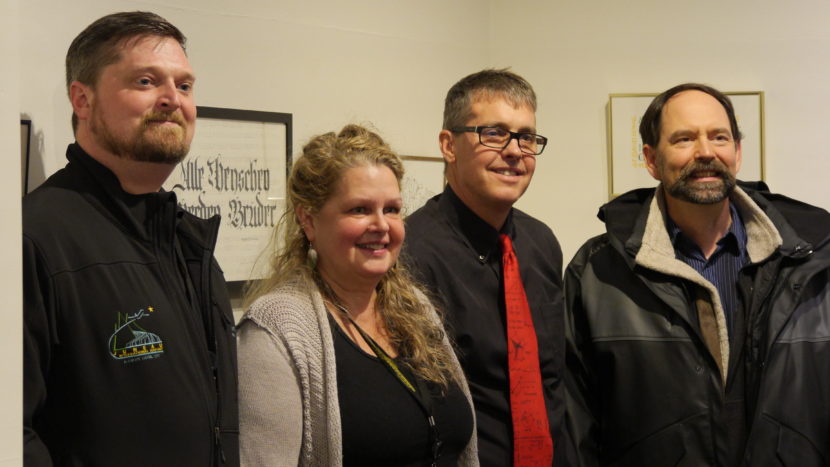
[478,255,486,262]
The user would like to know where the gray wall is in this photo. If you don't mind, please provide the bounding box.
[1,0,22,463]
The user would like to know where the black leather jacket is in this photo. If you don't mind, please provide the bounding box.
[565,182,830,466]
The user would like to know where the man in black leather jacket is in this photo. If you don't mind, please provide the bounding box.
[565,83,830,466]
[23,12,239,466]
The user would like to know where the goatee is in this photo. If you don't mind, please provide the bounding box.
[92,110,191,164]
[665,159,736,204]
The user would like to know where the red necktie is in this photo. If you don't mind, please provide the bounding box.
[500,233,553,466]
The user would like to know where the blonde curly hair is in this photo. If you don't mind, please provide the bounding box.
[245,124,456,387]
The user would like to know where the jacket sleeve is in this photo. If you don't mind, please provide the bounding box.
[237,320,303,467]
[23,235,55,466]
[564,259,600,467]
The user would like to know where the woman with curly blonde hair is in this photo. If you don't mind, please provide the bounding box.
[238,124,477,466]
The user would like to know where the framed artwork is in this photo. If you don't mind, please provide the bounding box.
[400,155,444,213]
[607,91,764,198]
[164,106,292,282]
[21,119,32,196]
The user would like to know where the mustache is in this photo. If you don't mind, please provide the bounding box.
[678,159,730,181]
[141,111,186,128]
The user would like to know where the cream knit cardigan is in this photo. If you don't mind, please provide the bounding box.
[238,277,479,467]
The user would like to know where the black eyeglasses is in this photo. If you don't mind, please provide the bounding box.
[451,126,547,155]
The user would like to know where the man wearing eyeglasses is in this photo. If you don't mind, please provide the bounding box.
[405,68,566,466]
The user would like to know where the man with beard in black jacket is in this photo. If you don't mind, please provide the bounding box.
[565,83,830,466]
[23,12,239,466]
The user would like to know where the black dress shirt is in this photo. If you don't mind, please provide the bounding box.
[404,185,566,467]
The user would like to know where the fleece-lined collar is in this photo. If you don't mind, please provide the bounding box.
[633,186,782,382]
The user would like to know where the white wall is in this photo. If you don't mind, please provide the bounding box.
[21,1,830,263]
[20,0,489,183]
[1,0,22,464]
[493,0,830,261]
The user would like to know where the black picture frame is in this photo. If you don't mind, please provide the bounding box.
[197,106,293,178]
[163,106,294,283]
[21,119,32,196]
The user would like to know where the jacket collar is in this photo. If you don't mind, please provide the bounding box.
[601,181,822,262]
[738,183,829,258]
[728,187,782,263]
[615,185,784,381]
[631,188,732,379]
[65,143,220,256]
[67,143,180,243]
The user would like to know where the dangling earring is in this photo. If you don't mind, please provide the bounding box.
[307,245,318,268]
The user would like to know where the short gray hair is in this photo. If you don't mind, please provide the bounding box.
[442,68,536,130]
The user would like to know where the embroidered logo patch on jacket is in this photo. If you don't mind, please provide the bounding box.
[108,306,164,362]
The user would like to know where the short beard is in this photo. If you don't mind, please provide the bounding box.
[664,159,736,204]
[92,110,190,164]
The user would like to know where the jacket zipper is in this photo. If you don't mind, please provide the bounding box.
[166,202,226,466]
[201,218,227,466]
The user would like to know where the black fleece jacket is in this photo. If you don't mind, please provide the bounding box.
[23,144,239,466]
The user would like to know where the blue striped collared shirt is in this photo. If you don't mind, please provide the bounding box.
[667,203,748,339]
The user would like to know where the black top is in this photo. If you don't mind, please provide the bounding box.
[403,185,566,467]
[331,316,474,466]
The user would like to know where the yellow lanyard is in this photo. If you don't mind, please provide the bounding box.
[317,279,443,465]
